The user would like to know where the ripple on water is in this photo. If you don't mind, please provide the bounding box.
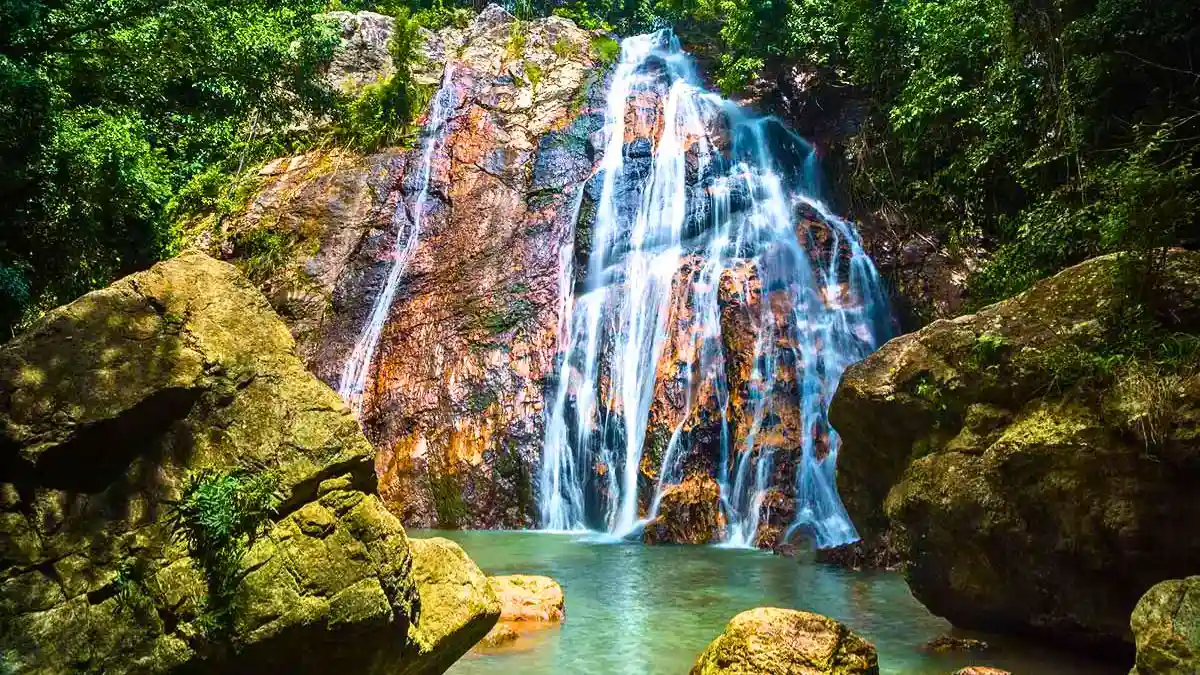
[413,531,1126,675]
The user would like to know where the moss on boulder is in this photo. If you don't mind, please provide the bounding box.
[401,537,501,674]
[829,251,1200,648]
[0,253,492,674]
[690,607,879,675]
[1130,577,1200,675]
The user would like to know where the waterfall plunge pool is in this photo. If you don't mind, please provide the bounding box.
[417,530,1125,675]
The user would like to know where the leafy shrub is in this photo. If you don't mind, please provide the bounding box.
[169,469,281,634]
[335,6,428,151]
[590,35,620,65]
[967,332,1008,370]
[505,23,528,61]
[551,37,582,60]
[231,228,296,283]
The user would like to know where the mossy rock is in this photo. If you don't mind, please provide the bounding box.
[1130,577,1200,675]
[690,607,879,675]
[401,538,500,674]
[829,250,1200,648]
[0,254,488,675]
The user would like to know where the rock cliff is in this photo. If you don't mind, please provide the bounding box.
[195,7,607,529]
[829,250,1200,647]
[0,253,496,674]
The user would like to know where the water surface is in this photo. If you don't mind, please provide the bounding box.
[419,530,1127,675]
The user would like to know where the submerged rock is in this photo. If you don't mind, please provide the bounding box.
[1130,576,1200,675]
[829,250,1200,647]
[0,253,492,674]
[690,607,879,675]
[643,475,727,545]
[921,635,989,653]
[488,575,565,623]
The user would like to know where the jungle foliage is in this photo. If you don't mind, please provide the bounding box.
[2,0,1196,338]
[708,0,1200,304]
[0,0,445,339]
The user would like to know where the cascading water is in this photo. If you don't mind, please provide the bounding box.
[338,65,457,415]
[538,30,890,548]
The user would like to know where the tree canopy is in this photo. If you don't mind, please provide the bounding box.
[1,0,1197,337]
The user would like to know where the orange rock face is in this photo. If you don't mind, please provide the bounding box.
[205,10,608,528]
[207,10,885,540]
[488,575,566,623]
[643,475,727,545]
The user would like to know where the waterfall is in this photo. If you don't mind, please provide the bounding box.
[338,65,457,416]
[538,30,890,548]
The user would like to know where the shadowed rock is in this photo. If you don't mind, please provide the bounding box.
[0,253,494,674]
[830,250,1200,648]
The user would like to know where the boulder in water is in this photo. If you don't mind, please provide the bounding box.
[0,252,494,674]
[1130,576,1200,675]
[921,635,989,653]
[488,575,565,623]
[830,250,1200,647]
[690,607,879,675]
[951,668,1010,675]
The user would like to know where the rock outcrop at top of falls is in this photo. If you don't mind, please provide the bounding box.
[0,253,497,674]
[829,250,1200,648]
[191,6,891,543]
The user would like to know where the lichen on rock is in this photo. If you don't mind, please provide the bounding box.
[1130,576,1200,675]
[690,607,879,675]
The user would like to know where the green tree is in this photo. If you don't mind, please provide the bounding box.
[0,0,341,337]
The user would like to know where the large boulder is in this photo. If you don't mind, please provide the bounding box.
[829,250,1200,647]
[0,253,494,674]
[690,607,879,675]
[1130,577,1200,675]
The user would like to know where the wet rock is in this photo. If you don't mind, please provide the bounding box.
[951,668,1010,675]
[921,635,989,653]
[690,607,879,674]
[0,253,489,675]
[829,250,1200,648]
[814,529,903,571]
[478,622,519,648]
[643,476,726,545]
[488,575,565,623]
[1130,576,1200,675]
